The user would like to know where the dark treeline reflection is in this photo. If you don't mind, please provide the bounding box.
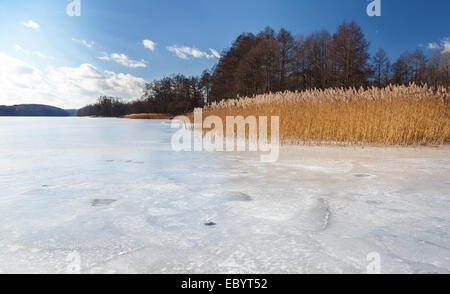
[78,20,449,117]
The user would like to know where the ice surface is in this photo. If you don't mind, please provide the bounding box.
[0,117,449,274]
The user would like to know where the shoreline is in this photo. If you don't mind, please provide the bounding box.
[122,113,174,120]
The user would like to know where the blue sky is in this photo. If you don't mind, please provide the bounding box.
[0,0,448,108]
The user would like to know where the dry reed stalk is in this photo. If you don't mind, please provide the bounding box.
[189,84,450,146]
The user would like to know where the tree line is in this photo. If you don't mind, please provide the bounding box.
[77,74,208,116]
[78,20,449,117]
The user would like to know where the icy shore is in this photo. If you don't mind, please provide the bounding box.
[0,118,449,273]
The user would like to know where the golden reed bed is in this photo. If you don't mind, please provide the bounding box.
[194,85,449,146]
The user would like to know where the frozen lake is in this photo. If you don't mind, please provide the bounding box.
[0,117,449,274]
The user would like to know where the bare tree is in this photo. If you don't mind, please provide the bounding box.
[372,48,390,87]
[410,48,427,84]
[290,35,306,91]
[331,20,372,88]
[235,38,280,96]
[277,28,295,90]
[304,30,332,89]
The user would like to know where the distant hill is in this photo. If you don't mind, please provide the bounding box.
[0,104,70,117]
[64,109,79,116]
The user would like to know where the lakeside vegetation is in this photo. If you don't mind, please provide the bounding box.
[77,20,449,145]
[78,20,449,118]
[198,84,449,146]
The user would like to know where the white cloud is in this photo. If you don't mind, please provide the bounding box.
[442,38,450,54]
[167,46,220,60]
[0,52,146,109]
[426,37,450,54]
[209,48,221,59]
[143,40,156,51]
[99,53,147,68]
[72,38,95,49]
[21,20,40,30]
[15,45,55,60]
[427,42,439,49]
